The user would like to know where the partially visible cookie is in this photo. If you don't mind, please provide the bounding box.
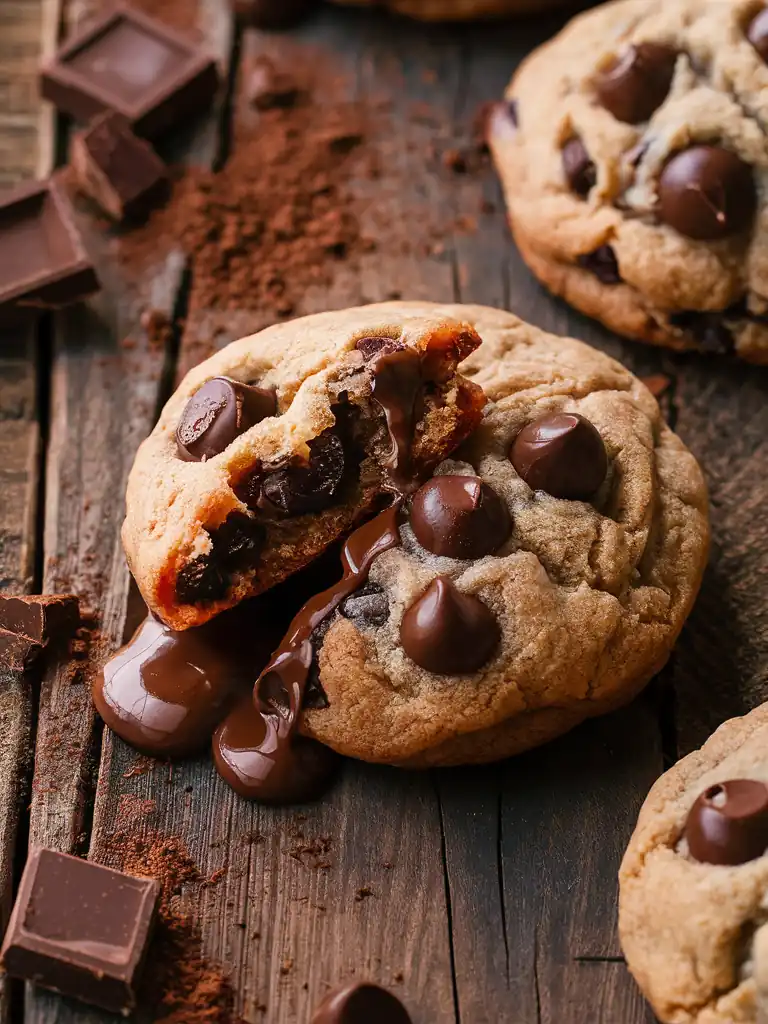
[620,704,768,1024]
[123,307,484,630]
[489,0,768,362]
[286,302,710,766]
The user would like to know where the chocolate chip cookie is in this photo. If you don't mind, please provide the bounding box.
[489,0,768,362]
[123,307,484,630]
[620,704,768,1024]
[273,302,709,767]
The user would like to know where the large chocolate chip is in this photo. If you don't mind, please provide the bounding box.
[684,780,768,865]
[400,577,500,676]
[312,982,412,1024]
[668,310,735,355]
[658,146,757,241]
[210,511,265,571]
[577,245,621,284]
[355,336,404,362]
[175,555,229,605]
[340,581,390,627]
[261,431,345,516]
[176,377,276,462]
[594,43,677,124]
[562,137,597,199]
[410,476,511,560]
[510,413,608,500]
[747,8,768,62]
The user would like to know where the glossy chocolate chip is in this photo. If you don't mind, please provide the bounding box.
[747,8,768,62]
[668,310,735,355]
[175,555,228,605]
[400,577,500,676]
[176,377,276,462]
[577,245,621,284]
[340,581,390,627]
[511,413,608,500]
[311,982,412,1024]
[261,432,345,516]
[410,476,511,559]
[595,43,677,124]
[210,511,265,571]
[355,336,404,362]
[684,780,768,865]
[562,137,597,199]
[658,146,757,241]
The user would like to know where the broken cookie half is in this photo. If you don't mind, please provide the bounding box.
[122,307,484,630]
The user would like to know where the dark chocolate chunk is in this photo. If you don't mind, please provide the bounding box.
[175,554,229,605]
[510,413,608,500]
[261,431,345,516]
[312,982,413,1024]
[747,8,768,62]
[0,847,159,1014]
[658,145,757,241]
[340,581,390,627]
[355,335,404,361]
[210,511,265,571]
[231,0,317,27]
[562,137,597,199]
[400,576,500,676]
[594,43,678,124]
[576,244,621,284]
[176,377,276,462]
[70,112,169,223]
[410,475,511,559]
[684,780,768,865]
[0,180,99,314]
[668,310,736,355]
[40,6,219,140]
[0,594,80,673]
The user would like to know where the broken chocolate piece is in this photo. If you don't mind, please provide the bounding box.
[340,581,390,627]
[0,180,99,314]
[70,112,169,222]
[210,511,266,571]
[355,336,404,362]
[0,594,80,672]
[40,5,220,140]
[175,554,229,605]
[0,847,159,1014]
[261,432,346,516]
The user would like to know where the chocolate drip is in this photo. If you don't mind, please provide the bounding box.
[209,505,402,802]
[369,348,424,492]
[94,606,282,758]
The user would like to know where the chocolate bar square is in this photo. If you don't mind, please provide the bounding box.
[40,4,220,140]
[0,180,99,313]
[1,847,160,1015]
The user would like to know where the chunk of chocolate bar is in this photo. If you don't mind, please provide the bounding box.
[70,112,169,222]
[0,594,80,672]
[0,180,99,313]
[40,4,220,140]
[0,847,159,1015]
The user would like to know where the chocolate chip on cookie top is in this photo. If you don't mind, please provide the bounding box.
[747,8,768,62]
[658,146,757,241]
[311,982,412,1024]
[409,476,511,559]
[562,137,596,199]
[176,377,276,462]
[684,779,768,866]
[510,413,608,500]
[594,43,678,125]
[400,576,500,676]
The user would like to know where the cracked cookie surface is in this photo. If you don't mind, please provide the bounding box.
[123,306,484,630]
[298,302,709,765]
[489,0,768,362]
[620,703,768,1024]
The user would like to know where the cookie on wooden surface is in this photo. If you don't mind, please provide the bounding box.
[297,302,709,765]
[620,703,768,1024]
[122,306,484,630]
[489,0,768,362]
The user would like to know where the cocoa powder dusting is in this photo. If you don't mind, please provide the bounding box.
[103,832,243,1024]
[121,55,377,322]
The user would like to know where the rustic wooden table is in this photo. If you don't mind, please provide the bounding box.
[2,1,767,1022]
